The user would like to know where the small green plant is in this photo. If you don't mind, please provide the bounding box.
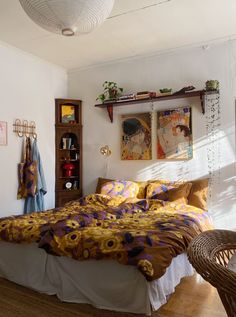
[96,81,123,103]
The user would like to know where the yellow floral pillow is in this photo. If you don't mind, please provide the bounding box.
[101,180,139,199]
[146,180,192,204]
[96,178,147,199]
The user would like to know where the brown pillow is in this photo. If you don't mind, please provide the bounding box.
[95,177,148,199]
[146,181,192,204]
[167,183,192,204]
[188,178,209,210]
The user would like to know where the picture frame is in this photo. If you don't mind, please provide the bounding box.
[60,104,76,123]
[157,107,193,160]
[55,99,81,125]
[0,121,7,146]
[121,112,152,160]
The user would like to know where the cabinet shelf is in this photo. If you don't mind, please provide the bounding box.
[60,159,80,162]
[55,123,82,128]
[59,176,78,179]
[95,90,218,122]
[56,189,81,193]
[59,148,79,151]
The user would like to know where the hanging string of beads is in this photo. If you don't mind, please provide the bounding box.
[205,92,221,202]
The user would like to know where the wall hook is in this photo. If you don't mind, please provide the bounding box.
[13,119,37,139]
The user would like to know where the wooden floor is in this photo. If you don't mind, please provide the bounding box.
[0,274,227,317]
[158,274,227,317]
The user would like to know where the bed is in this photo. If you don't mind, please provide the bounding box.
[0,178,212,315]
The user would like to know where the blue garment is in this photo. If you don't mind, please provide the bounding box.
[24,139,47,213]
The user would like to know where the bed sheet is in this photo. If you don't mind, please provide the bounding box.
[0,241,193,315]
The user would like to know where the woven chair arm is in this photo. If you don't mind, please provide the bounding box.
[188,230,236,297]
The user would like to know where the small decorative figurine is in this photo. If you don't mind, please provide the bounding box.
[65,181,72,190]
[63,162,75,177]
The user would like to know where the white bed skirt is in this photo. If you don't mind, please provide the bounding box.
[0,242,193,315]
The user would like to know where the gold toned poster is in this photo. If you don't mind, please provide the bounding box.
[157,107,193,160]
[121,113,152,160]
[61,105,75,123]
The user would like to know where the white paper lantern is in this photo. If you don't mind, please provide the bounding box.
[19,0,115,36]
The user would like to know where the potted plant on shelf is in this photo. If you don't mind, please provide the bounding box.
[205,80,219,92]
[96,81,123,103]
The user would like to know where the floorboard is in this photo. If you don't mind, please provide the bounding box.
[158,274,227,317]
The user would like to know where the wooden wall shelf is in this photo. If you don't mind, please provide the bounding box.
[95,90,218,122]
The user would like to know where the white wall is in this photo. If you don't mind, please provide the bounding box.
[68,41,236,230]
[0,42,67,217]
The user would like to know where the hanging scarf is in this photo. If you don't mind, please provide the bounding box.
[17,137,37,199]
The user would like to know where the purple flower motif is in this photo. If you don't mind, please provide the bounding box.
[124,232,134,244]
[161,185,169,192]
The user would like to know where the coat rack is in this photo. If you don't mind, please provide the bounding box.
[13,119,37,139]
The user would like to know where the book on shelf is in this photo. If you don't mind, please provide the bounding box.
[102,94,136,103]
[156,92,172,97]
[118,93,135,101]
[135,91,156,99]
[135,94,150,99]
[136,91,149,95]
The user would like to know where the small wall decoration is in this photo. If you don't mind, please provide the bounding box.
[121,112,152,160]
[0,121,7,145]
[157,107,193,160]
[61,105,76,123]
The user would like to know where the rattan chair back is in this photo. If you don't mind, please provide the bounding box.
[188,229,236,317]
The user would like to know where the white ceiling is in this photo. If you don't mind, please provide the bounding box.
[1,0,236,70]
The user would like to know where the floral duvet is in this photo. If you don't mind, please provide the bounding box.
[0,194,212,281]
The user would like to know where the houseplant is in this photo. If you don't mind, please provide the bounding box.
[97,81,123,103]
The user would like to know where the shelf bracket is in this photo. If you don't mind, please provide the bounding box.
[200,92,205,114]
[106,105,113,123]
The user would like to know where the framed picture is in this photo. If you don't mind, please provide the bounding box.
[121,112,152,160]
[0,121,7,146]
[157,107,193,160]
[61,105,76,123]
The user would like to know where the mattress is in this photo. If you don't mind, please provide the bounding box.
[0,241,194,315]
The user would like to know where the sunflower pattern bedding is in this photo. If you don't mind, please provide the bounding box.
[0,194,212,281]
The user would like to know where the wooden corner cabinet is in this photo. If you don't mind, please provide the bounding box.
[55,99,82,207]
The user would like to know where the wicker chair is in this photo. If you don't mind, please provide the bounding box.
[187,229,236,317]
